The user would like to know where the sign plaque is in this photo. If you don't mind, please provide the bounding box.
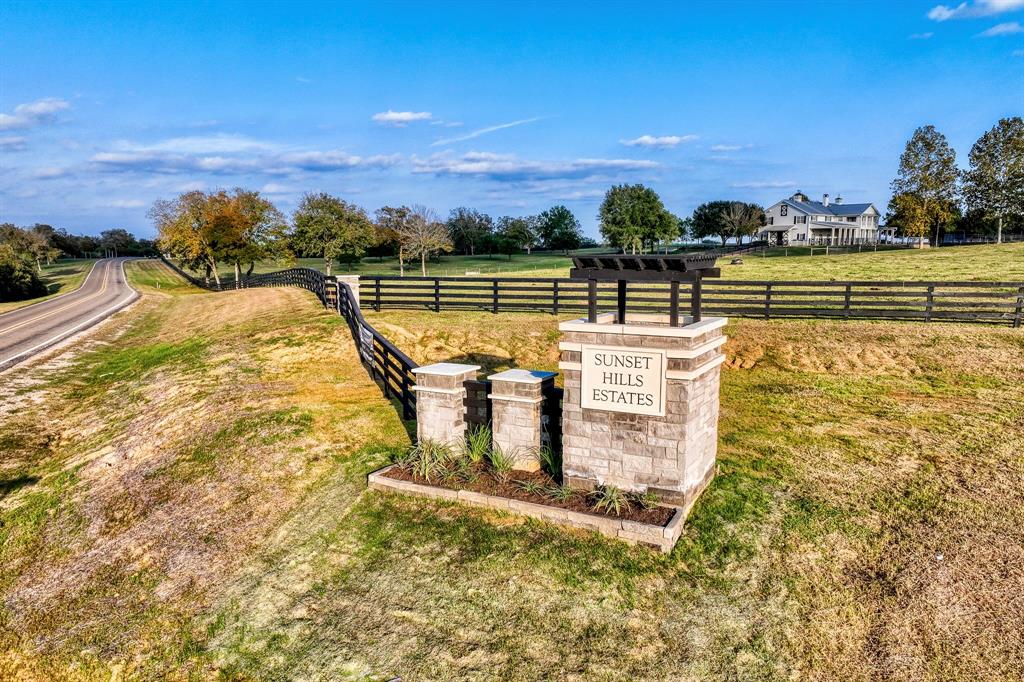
[580,345,667,416]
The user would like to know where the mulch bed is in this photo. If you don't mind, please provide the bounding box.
[384,465,674,526]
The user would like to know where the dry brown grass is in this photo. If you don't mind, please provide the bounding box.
[0,269,410,680]
[2,260,1022,680]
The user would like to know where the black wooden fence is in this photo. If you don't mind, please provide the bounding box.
[360,276,1024,327]
[161,258,419,419]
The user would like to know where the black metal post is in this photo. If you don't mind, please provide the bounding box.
[617,280,627,323]
[669,280,680,327]
[690,273,703,322]
[587,278,597,323]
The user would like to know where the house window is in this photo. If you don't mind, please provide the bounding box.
[846,216,856,222]
[768,216,774,225]
[795,215,806,224]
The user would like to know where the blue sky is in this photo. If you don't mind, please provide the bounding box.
[1,1,1022,238]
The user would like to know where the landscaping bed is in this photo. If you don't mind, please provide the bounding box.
[383,465,674,526]
[369,434,686,551]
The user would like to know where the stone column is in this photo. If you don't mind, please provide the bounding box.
[336,274,360,307]
[411,363,480,447]
[558,312,727,514]
[488,369,557,471]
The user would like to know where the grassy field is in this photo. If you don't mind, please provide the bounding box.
[183,243,1024,283]
[2,260,1022,680]
[0,259,98,314]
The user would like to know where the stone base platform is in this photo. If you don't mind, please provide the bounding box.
[367,465,689,553]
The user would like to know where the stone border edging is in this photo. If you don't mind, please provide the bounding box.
[367,464,685,553]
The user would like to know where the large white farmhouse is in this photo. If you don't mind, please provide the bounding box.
[759,191,883,246]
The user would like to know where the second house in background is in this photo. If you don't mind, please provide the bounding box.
[759,191,890,246]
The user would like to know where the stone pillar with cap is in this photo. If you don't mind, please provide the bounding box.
[487,369,557,471]
[558,311,727,514]
[411,362,480,447]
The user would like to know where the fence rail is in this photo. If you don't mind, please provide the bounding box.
[360,276,1024,327]
[161,258,419,418]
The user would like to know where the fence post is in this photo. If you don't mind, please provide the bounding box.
[402,370,414,420]
[764,283,773,320]
[552,280,559,316]
[381,345,391,398]
[492,279,499,314]
[1014,285,1023,328]
[434,278,441,312]
[844,283,852,319]
[374,279,381,312]
[925,285,934,323]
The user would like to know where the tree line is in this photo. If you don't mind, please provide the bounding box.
[152,189,597,282]
[598,184,766,251]
[888,117,1023,246]
[0,223,155,302]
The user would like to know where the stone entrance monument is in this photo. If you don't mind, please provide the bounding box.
[557,253,726,512]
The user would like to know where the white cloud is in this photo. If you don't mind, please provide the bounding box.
[32,167,69,179]
[710,143,753,152]
[91,134,401,175]
[296,76,311,84]
[431,117,544,146]
[412,150,657,181]
[0,136,27,151]
[371,110,433,126]
[928,0,1024,20]
[109,199,146,208]
[730,180,798,189]
[909,32,935,39]
[978,20,1024,34]
[620,134,698,148]
[430,120,463,127]
[0,97,71,130]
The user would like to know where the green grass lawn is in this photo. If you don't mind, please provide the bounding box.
[2,260,1022,680]
[180,242,1024,283]
[0,259,97,314]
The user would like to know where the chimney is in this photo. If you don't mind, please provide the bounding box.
[822,193,830,207]
[835,195,843,205]
[792,190,803,202]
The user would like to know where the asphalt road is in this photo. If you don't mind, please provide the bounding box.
[0,258,139,372]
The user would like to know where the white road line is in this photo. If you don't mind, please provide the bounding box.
[0,259,140,371]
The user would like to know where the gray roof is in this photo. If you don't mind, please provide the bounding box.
[781,198,876,217]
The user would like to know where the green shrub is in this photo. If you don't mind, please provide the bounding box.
[546,484,577,503]
[538,445,562,480]
[516,479,548,497]
[590,485,630,516]
[637,490,660,510]
[0,245,47,302]
[463,424,492,464]
[487,443,516,483]
[397,440,454,483]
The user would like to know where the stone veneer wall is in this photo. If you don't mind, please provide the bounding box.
[488,369,556,471]
[558,314,727,508]
[411,363,480,447]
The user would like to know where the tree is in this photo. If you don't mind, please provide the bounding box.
[495,216,537,259]
[690,201,729,244]
[536,205,583,254]
[447,207,493,256]
[397,206,453,276]
[677,216,694,243]
[221,189,289,279]
[99,228,137,257]
[375,205,412,276]
[292,192,374,276]
[963,116,1024,245]
[598,184,674,254]
[151,191,229,286]
[720,202,766,245]
[0,243,47,302]
[889,125,959,248]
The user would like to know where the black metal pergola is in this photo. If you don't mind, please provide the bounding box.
[570,253,721,326]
